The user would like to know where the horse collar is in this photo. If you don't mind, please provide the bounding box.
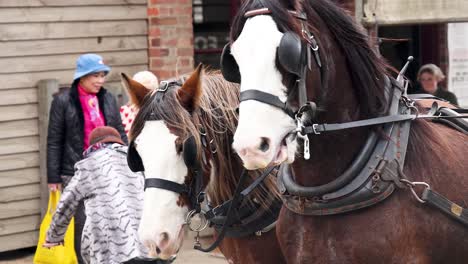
[278,77,413,215]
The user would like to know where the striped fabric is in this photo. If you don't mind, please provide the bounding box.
[46,144,148,264]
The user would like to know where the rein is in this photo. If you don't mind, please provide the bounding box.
[194,166,277,252]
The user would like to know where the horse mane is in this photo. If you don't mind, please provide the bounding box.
[130,69,280,207]
[230,0,389,118]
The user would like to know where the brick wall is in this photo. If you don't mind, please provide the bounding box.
[147,0,194,80]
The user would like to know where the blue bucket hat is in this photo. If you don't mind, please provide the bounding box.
[73,54,111,81]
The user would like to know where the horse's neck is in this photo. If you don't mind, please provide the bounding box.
[292,128,370,186]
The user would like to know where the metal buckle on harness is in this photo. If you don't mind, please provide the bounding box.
[295,116,310,160]
[297,132,310,160]
[399,179,431,204]
[400,95,419,119]
[301,28,319,51]
[185,210,209,232]
[312,124,321,135]
[157,81,170,92]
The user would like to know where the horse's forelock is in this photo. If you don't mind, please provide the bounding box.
[230,0,297,43]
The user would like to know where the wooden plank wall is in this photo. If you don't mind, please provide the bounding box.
[0,0,148,252]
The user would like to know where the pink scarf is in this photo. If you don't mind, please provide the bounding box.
[78,84,105,150]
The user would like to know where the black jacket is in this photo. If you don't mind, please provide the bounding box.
[47,81,128,183]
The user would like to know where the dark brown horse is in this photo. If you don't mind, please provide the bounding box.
[122,67,285,263]
[224,0,468,263]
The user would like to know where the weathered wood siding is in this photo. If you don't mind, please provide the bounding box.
[0,0,148,252]
[362,0,468,25]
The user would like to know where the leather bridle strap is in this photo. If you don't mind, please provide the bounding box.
[195,168,249,252]
[195,165,277,252]
[145,178,189,194]
[204,165,277,220]
[302,114,417,134]
[243,4,323,120]
[240,89,296,119]
[301,113,468,135]
[422,188,468,226]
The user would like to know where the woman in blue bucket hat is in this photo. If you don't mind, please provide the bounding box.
[46,53,127,263]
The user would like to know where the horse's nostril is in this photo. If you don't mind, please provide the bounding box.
[259,137,270,152]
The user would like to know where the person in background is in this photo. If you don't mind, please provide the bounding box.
[120,71,159,136]
[44,127,169,264]
[417,63,459,106]
[46,53,127,263]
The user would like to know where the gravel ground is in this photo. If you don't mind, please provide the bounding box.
[0,237,227,264]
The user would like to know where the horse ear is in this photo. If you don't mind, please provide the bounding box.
[120,72,150,109]
[177,64,203,113]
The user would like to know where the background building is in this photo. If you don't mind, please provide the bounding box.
[0,0,467,254]
[0,0,194,253]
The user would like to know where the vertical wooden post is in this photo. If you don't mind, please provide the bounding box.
[37,79,59,218]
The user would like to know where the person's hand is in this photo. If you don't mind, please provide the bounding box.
[48,184,62,192]
[42,241,62,248]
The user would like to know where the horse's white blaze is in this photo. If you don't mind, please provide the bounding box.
[137,121,187,258]
[232,16,297,169]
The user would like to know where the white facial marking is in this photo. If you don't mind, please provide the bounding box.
[137,121,188,258]
[231,16,297,169]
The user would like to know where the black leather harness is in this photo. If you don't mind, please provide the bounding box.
[220,3,468,227]
[276,74,468,227]
[277,77,411,215]
[203,166,281,238]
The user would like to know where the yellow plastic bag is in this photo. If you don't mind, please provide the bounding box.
[34,191,78,264]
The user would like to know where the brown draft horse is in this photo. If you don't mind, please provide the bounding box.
[122,67,285,263]
[226,0,468,263]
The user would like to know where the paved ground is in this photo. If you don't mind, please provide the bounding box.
[0,237,227,264]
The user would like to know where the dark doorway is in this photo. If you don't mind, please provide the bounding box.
[193,0,240,68]
[378,24,448,93]
[378,25,420,92]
